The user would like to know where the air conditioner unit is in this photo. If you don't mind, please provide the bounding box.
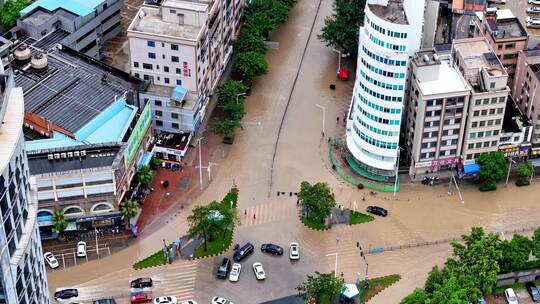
[47,154,54,160]
[54,153,60,159]
[67,152,73,158]
[80,150,87,157]
[74,151,80,157]
[60,153,67,158]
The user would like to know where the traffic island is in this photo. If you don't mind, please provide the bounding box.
[349,211,374,225]
[133,244,172,270]
[359,274,401,303]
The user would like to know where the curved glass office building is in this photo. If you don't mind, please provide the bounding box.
[346,0,425,177]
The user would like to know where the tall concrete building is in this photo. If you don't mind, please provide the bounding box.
[346,0,426,178]
[452,38,509,161]
[128,0,244,134]
[406,50,471,174]
[0,71,50,303]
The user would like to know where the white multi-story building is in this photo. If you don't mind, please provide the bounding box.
[128,0,244,134]
[346,0,426,178]
[0,71,50,303]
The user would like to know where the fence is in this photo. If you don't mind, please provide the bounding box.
[328,138,399,192]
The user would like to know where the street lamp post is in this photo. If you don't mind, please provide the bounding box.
[315,104,326,137]
[393,148,402,197]
[197,137,205,190]
[505,158,516,186]
[325,252,338,276]
[332,49,342,74]
[236,93,246,104]
[95,228,99,257]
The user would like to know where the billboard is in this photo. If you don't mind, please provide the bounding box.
[125,102,152,167]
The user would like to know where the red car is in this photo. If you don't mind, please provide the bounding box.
[130,292,152,303]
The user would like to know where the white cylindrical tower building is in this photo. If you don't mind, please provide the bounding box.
[346,0,425,177]
[0,71,50,303]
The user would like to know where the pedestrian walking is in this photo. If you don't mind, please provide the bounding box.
[336,116,339,123]
[244,209,247,216]
[253,213,256,220]
[336,236,340,244]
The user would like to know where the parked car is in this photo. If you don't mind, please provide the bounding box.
[131,292,152,304]
[526,282,540,302]
[530,0,540,5]
[216,258,231,279]
[130,277,153,289]
[179,301,197,304]
[528,20,540,28]
[366,206,388,217]
[488,0,506,3]
[93,298,117,304]
[505,288,519,304]
[252,262,266,280]
[233,242,254,262]
[54,288,78,300]
[528,6,540,14]
[44,252,59,269]
[154,296,177,304]
[261,243,283,255]
[229,263,241,282]
[76,241,87,257]
[289,242,300,260]
[211,297,234,304]
[527,16,540,22]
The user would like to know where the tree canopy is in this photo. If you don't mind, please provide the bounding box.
[296,272,343,303]
[498,234,533,273]
[52,210,68,233]
[476,151,507,191]
[0,0,29,30]
[297,181,335,225]
[318,0,366,54]
[120,200,140,227]
[136,165,153,187]
[516,161,533,186]
[233,51,269,82]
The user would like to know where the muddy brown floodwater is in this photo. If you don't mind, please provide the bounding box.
[46,0,540,303]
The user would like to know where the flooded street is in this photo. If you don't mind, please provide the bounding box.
[47,0,540,303]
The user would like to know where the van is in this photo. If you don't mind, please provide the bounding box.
[233,242,254,262]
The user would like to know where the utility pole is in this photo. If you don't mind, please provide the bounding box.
[505,158,515,186]
[236,93,246,104]
[393,148,401,197]
[315,104,326,137]
[197,137,204,190]
[95,228,99,257]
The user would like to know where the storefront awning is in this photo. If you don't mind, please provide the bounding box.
[463,163,480,175]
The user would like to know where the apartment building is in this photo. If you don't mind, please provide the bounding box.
[128,0,244,135]
[346,0,426,179]
[17,0,123,59]
[452,38,509,161]
[512,49,540,154]
[473,8,528,86]
[0,70,50,303]
[407,50,471,175]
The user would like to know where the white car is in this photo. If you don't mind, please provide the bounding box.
[505,288,519,304]
[211,297,234,304]
[154,296,177,304]
[488,0,506,3]
[229,263,241,282]
[528,6,540,14]
[179,301,197,304]
[289,242,300,260]
[527,16,540,22]
[76,241,86,257]
[44,252,59,269]
[252,262,266,280]
[530,0,540,5]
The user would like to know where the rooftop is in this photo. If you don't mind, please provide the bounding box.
[128,6,202,40]
[12,39,140,135]
[368,0,408,25]
[0,82,24,175]
[145,84,198,110]
[27,144,123,175]
[416,59,470,96]
[162,0,208,11]
[523,48,540,58]
[530,63,540,81]
[453,39,506,76]
[21,0,105,17]
[481,9,527,40]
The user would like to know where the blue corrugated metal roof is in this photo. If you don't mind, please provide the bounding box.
[171,86,187,102]
[21,0,104,17]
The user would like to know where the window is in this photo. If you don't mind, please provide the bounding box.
[148,52,156,59]
[156,120,163,127]
[475,142,482,148]
[171,44,179,51]
[147,41,155,47]
[497,107,504,114]
[176,68,181,74]
[503,53,517,60]
[491,141,497,146]
[498,45,503,50]
[491,98,497,104]
[472,122,478,128]
[164,77,170,84]
[172,123,179,129]
[483,142,490,148]
[143,74,149,80]
[475,99,481,105]
[164,66,169,72]
[494,130,499,135]
[481,110,487,116]
[479,121,486,127]
[487,120,494,126]
[155,110,163,116]
[505,43,516,49]
[473,111,480,117]
[468,143,474,149]
[134,73,140,78]
[171,113,179,119]
[134,61,139,68]
[470,133,476,139]
[154,100,162,106]
[176,79,182,85]
[142,63,153,70]
[178,13,184,24]
[490,82,495,89]
[170,9,176,14]
[489,109,495,115]
[495,119,502,125]
[171,56,179,62]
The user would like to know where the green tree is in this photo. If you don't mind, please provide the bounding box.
[214,200,239,238]
[120,200,140,227]
[235,28,267,54]
[136,165,153,187]
[430,276,478,304]
[277,0,297,7]
[318,0,365,54]
[498,234,532,272]
[424,266,446,294]
[0,0,29,30]
[400,288,429,304]
[217,80,247,105]
[476,151,507,191]
[446,227,502,295]
[233,51,269,82]
[245,0,289,30]
[516,161,533,186]
[221,101,245,121]
[297,181,336,225]
[296,272,343,303]
[187,205,215,251]
[212,118,241,139]
[244,11,278,35]
[532,227,540,260]
[51,210,68,233]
